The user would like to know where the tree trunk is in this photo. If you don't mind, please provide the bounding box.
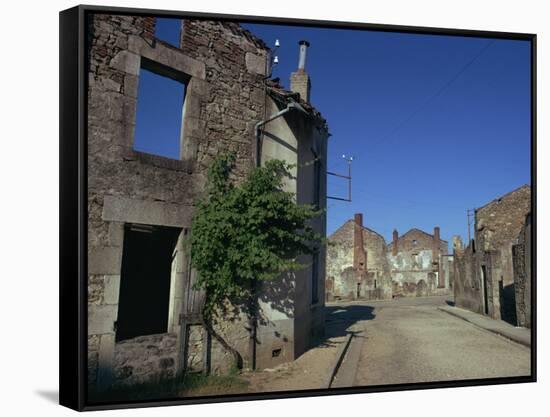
[202,317,243,370]
[201,293,244,371]
[248,281,258,370]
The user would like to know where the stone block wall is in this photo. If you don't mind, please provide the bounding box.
[87,12,329,391]
[113,333,178,386]
[179,19,269,178]
[454,186,531,324]
[514,213,532,328]
[87,13,271,389]
[326,220,392,300]
[475,185,531,288]
[453,245,482,313]
[387,228,450,297]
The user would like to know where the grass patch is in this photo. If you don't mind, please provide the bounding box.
[88,372,250,404]
[178,372,250,397]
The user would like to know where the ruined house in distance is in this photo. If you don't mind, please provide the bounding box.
[453,185,531,326]
[87,14,329,392]
[326,215,453,301]
[387,227,452,297]
[326,214,393,301]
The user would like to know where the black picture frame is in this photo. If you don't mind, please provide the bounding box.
[60,4,536,411]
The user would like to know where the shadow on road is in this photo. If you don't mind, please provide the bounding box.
[311,305,376,349]
[325,304,376,323]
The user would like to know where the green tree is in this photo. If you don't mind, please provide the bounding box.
[189,153,324,369]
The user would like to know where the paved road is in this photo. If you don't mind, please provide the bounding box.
[327,296,531,386]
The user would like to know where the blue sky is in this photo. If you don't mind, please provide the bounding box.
[140,18,531,246]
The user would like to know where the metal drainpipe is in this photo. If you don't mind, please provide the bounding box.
[254,100,308,167]
[249,98,308,370]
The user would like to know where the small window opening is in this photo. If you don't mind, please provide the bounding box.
[412,239,417,246]
[272,348,282,358]
[116,224,181,342]
[134,62,187,160]
[155,18,183,47]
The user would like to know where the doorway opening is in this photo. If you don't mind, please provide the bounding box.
[481,265,489,315]
[116,224,181,342]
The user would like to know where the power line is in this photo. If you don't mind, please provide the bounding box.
[368,39,495,152]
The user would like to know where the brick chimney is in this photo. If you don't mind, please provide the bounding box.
[392,229,399,256]
[433,226,444,288]
[353,214,366,271]
[433,226,440,260]
[290,40,311,103]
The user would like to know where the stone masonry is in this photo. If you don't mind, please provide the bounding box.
[514,213,532,328]
[87,13,328,393]
[387,228,451,297]
[453,185,531,325]
[326,214,392,301]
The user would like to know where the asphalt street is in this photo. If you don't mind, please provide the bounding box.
[327,296,531,386]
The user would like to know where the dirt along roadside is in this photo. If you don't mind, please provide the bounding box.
[240,320,352,393]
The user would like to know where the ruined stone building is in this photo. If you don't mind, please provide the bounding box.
[87,14,329,391]
[326,215,453,301]
[453,185,531,326]
[387,227,452,297]
[326,214,393,301]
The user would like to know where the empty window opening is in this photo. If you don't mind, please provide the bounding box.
[311,252,319,305]
[134,63,187,160]
[272,348,282,358]
[412,239,417,246]
[155,18,183,47]
[116,224,181,342]
[357,282,361,298]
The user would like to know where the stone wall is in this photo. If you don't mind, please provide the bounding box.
[514,213,532,328]
[387,228,450,297]
[87,13,329,391]
[326,219,392,301]
[475,185,531,287]
[453,243,482,313]
[113,333,177,386]
[475,185,530,323]
[454,185,531,325]
[87,13,270,389]
[179,19,269,179]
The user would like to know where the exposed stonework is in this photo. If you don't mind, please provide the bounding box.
[87,13,329,393]
[114,333,178,386]
[514,213,532,328]
[387,228,451,297]
[454,185,531,325]
[326,215,392,301]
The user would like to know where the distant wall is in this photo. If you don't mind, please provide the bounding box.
[387,229,450,297]
[454,186,531,325]
[326,220,392,301]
